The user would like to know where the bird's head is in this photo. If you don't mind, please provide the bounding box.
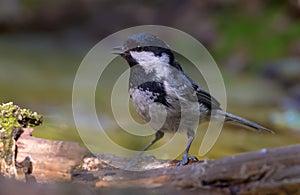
[112,33,175,68]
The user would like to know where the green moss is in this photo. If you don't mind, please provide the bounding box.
[0,102,42,177]
[0,102,42,129]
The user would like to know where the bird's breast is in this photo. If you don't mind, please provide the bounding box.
[129,87,155,121]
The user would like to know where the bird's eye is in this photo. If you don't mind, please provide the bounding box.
[136,46,142,51]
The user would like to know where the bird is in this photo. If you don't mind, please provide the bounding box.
[112,33,273,167]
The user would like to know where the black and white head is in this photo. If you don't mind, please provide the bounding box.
[112,33,179,71]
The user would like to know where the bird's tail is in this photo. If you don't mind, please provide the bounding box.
[216,110,274,133]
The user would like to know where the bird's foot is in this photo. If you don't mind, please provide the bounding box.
[177,155,198,166]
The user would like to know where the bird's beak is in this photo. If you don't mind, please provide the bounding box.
[111,45,125,55]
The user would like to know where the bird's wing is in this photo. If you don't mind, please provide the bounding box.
[195,85,220,109]
[136,81,173,108]
[182,71,221,109]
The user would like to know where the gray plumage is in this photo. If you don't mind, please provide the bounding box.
[112,33,273,167]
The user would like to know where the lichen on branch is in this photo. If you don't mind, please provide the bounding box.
[0,102,42,179]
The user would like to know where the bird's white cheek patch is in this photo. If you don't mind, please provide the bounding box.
[130,51,156,65]
[130,51,170,64]
[130,51,170,76]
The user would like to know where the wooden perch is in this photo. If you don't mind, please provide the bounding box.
[1,103,300,194]
[6,122,300,194]
[7,127,300,193]
[0,102,86,183]
[6,131,300,194]
[71,144,300,194]
[16,127,87,183]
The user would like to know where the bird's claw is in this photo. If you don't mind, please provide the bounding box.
[177,155,198,166]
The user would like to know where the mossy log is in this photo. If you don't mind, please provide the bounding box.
[0,102,42,180]
[0,102,86,183]
[1,102,300,194]
[16,127,87,182]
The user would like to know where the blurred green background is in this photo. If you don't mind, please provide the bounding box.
[0,0,299,159]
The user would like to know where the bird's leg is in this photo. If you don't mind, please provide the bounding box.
[124,130,164,169]
[140,130,164,152]
[177,129,198,166]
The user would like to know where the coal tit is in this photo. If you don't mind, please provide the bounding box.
[112,33,273,166]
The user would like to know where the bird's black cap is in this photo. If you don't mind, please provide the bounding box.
[112,33,170,54]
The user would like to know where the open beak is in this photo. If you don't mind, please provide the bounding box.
[111,45,125,55]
